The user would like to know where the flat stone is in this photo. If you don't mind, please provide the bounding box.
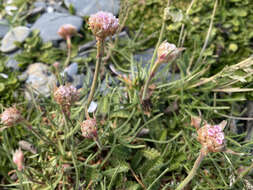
[64,0,120,16]
[63,62,78,77]
[0,26,30,53]
[31,12,83,42]
[24,63,56,100]
[5,50,21,70]
[0,19,9,38]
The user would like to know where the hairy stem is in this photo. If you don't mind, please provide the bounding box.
[85,39,104,118]
[176,151,205,190]
[142,60,160,101]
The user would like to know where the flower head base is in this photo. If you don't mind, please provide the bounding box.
[1,106,22,126]
[191,116,207,130]
[58,24,77,40]
[88,11,119,39]
[157,41,185,63]
[196,121,227,155]
[54,85,79,111]
[81,118,97,139]
[13,148,24,171]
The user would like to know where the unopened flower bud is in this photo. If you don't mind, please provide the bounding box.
[88,11,119,39]
[13,149,24,171]
[191,116,207,130]
[53,62,60,69]
[157,41,185,63]
[81,118,97,139]
[54,85,79,107]
[58,24,77,40]
[197,121,227,155]
[1,106,22,126]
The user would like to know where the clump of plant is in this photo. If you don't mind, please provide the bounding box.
[1,4,253,190]
[124,0,253,68]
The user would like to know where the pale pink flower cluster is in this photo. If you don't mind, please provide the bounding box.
[88,11,119,39]
[157,41,184,63]
[13,149,24,171]
[81,118,97,139]
[196,121,227,154]
[207,125,224,145]
[1,106,22,126]
[58,24,77,40]
[54,85,79,106]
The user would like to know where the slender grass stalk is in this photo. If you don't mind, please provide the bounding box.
[22,120,52,145]
[85,38,104,118]
[94,136,103,150]
[196,0,217,65]
[232,161,253,187]
[176,151,205,190]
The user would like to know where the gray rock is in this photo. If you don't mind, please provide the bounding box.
[31,12,83,42]
[64,0,120,17]
[134,48,154,66]
[72,74,85,89]
[63,62,78,77]
[34,1,47,9]
[5,50,21,70]
[0,19,9,38]
[133,48,180,82]
[24,63,56,100]
[34,1,68,13]
[0,26,30,53]
[88,101,97,113]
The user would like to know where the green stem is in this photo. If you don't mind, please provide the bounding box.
[149,10,166,72]
[176,151,205,190]
[141,6,167,101]
[142,60,160,101]
[64,36,71,67]
[85,38,104,118]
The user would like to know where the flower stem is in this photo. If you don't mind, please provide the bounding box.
[94,136,103,150]
[85,38,104,118]
[64,36,71,67]
[142,60,160,101]
[176,151,205,190]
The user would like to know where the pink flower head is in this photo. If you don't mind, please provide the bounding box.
[216,138,223,145]
[58,24,77,40]
[207,127,215,137]
[1,106,22,126]
[88,11,119,39]
[207,125,225,145]
[81,118,97,139]
[213,125,222,133]
[157,41,185,63]
[13,149,24,171]
[197,120,227,154]
[54,85,79,106]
